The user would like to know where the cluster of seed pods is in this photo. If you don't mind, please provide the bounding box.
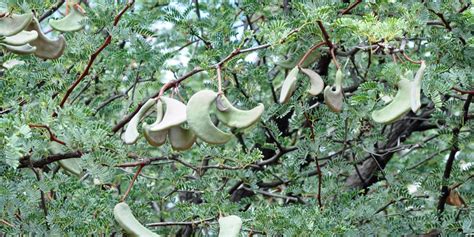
[0,1,86,59]
[121,90,264,149]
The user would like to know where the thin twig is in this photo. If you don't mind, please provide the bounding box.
[147,217,216,227]
[340,0,362,15]
[28,124,66,146]
[297,41,326,67]
[452,87,474,95]
[120,164,144,202]
[39,0,66,22]
[437,94,472,219]
[56,0,135,113]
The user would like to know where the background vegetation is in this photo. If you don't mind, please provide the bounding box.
[0,0,473,235]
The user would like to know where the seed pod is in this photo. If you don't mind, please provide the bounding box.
[49,5,87,32]
[2,30,38,46]
[279,66,299,104]
[410,61,426,113]
[143,100,167,146]
[149,97,187,132]
[1,43,36,55]
[323,69,344,112]
[143,127,168,147]
[187,90,232,144]
[113,202,161,237]
[25,18,66,59]
[0,13,33,36]
[371,79,412,124]
[218,215,242,237]
[121,98,156,144]
[300,68,324,96]
[168,125,196,151]
[214,94,264,128]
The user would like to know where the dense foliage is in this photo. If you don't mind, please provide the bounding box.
[0,0,473,235]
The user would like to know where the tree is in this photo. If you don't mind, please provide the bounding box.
[0,0,472,235]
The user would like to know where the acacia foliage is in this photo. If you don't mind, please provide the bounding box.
[0,0,473,235]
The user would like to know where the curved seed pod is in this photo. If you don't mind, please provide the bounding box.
[25,18,66,59]
[168,125,196,150]
[187,90,232,144]
[1,43,36,55]
[218,215,242,237]
[149,97,187,132]
[371,79,412,124]
[215,95,264,128]
[49,6,87,32]
[410,61,426,113]
[121,98,156,144]
[143,127,168,147]
[58,159,82,177]
[300,68,324,96]
[3,30,38,46]
[113,202,161,237]
[0,13,33,36]
[279,66,299,104]
[142,100,168,146]
[323,69,344,112]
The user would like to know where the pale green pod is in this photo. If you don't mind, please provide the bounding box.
[25,18,66,59]
[323,69,343,112]
[49,6,87,32]
[142,100,168,146]
[300,68,324,96]
[121,98,156,144]
[58,159,82,177]
[149,97,187,132]
[218,215,242,237]
[113,202,161,237]
[279,66,299,104]
[168,125,196,151]
[371,79,412,124]
[0,13,33,36]
[186,90,232,144]
[410,61,426,113]
[1,43,36,55]
[3,30,38,46]
[215,95,264,128]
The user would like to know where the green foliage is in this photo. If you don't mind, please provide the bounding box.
[0,0,473,236]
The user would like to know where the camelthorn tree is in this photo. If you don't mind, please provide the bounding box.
[0,0,473,235]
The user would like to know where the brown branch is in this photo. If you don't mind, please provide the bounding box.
[39,0,66,22]
[147,217,215,227]
[340,0,362,15]
[297,41,326,67]
[374,195,429,215]
[437,94,472,218]
[18,151,83,168]
[317,21,339,69]
[56,0,135,113]
[120,164,144,202]
[452,87,474,95]
[317,21,333,49]
[400,52,423,65]
[28,124,66,146]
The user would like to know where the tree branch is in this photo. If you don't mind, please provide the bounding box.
[56,0,135,113]
[437,94,472,218]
